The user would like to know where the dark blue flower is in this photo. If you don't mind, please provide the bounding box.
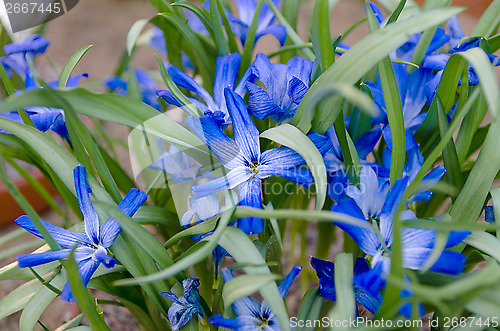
[332,169,469,277]
[104,68,161,110]
[157,52,256,126]
[324,124,384,203]
[209,266,301,330]
[311,256,384,314]
[15,165,147,301]
[247,53,313,122]
[191,88,331,234]
[225,0,287,46]
[381,145,445,203]
[160,278,204,330]
[0,72,88,140]
[365,66,434,152]
[485,206,496,223]
[0,34,49,79]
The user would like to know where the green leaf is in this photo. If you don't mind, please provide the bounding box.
[455,47,499,118]
[209,0,230,54]
[55,314,84,331]
[260,124,327,210]
[155,55,204,117]
[19,275,66,331]
[263,0,315,60]
[386,0,407,24]
[66,248,111,331]
[295,287,323,331]
[114,208,234,286]
[127,19,149,56]
[327,253,356,329]
[367,4,405,184]
[464,232,500,263]
[311,0,336,71]
[0,88,211,164]
[59,45,92,88]
[239,0,265,78]
[222,274,280,308]
[164,217,217,248]
[308,84,374,116]
[472,0,500,37]
[219,227,291,331]
[172,3,215,38]
[291,6,463,133]
[437,98,463,192]
[0,279,42,319]
[159,13,213,91]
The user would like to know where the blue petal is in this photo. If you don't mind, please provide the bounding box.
[422,53,449,70]
[194,116,243,169]
[485,206,495,223]
[93,245,116,268]
[168,65,217,111]
[221,269,263,317]
[4,35,49,55]
[383,125,417,151]
[425,70,443,104]
[379,176,409,245]
[251,53,287,103]
[235,0,257,25]
[430,250,466,275]
[447,16,465,49]
[74,166,100,244]
[445,231,470,248]
[17,249,71,268]
[354,286,384,314]
[213,53,241,109]
[29,111,62,132]
[14,215,90,248]
[225,88,261,163]
[258,167,313,188]
[193,168,251,198]
[247,82,282,120]
[331,199,380,256]
[61,258,101,302]
[237,176,264,234]
[287,76,308,104]
[367,1,385,25]
[403,68,433,127]
[278,265,302,298]
[427,27,450,54]
[209,315,259,330]
[364,81,387,125]
[260,146,306,169]
[354,124,382,159]
[327,170,348,203]
[311,257,336,301]
[256,24,287,46]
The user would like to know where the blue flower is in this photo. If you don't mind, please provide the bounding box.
[209,266,301,330]
[0,34,49,79]
[157,52,256,126]
[225,0,287,46]
[15,165,147,302]
[181,195,229,273]
[380,145,445,203]
[398,276,425,318]
[332,169,469,277]
[485,206,496,223]
[104,68,161,110]
[365,66,434,152]
[0,72,88,140]
[191,88,332,234]
[149,145,204,184]
[160,278,204,331]
[324,124,384,203]
[311,256,384,314]
[247,53,314,122]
